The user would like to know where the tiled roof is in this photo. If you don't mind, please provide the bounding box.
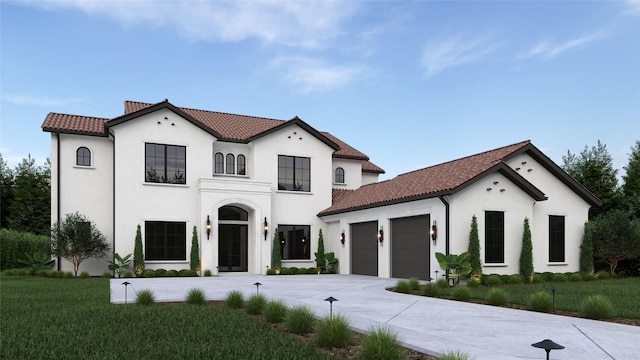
[321,141,533,215]
[362,161,385,174]
[41,113,109,136]
[332,188,355,205]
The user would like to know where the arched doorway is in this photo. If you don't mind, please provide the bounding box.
[218,206,248,272]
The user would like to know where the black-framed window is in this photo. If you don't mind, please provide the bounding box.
[278,225,310,260]
[485,211,504,263]
[237,154,246,175]
[549,215,565,262]
[214,152,224,174]
[145,143,186,184]
[145,221,186,261]
[76,147,91,166]
[335,167,345,183]
[226,154,235,174]
[278,155,310,192]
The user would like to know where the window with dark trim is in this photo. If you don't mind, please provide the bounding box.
[76,147,91,166]
[335,167,345,183]
[278,155,310,192]
[145,143,186,184]
[278,225,310,260]
[145,221,186,261]
[549,215,565,262]
[485,211,504,263]
[237,155,246,175]
[214,152,224,174]
[226,154,235,174]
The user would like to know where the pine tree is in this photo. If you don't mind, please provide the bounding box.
[190,226,200,273]
[622,140,640,218]
[580,221,594,273]
[467,215,481,281]
[133,224,144,276]
[519,217,534,283]
[271,227,281,270]
[315,229,325,270]
[7,155,50,235]
[0,153,14,229]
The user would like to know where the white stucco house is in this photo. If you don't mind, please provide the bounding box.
[42,99,600,279]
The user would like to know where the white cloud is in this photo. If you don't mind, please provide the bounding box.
[2,94,85,107]
[270,57,363,92]
[518,32,606,60]
[20,0,359,49]
[420,34,501,77]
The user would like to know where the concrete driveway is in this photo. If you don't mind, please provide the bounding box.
[110,274,640,359]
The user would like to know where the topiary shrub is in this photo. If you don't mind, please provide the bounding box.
[307,267,318,274]
[225,290,244,309]
[532,273,545,283]
[452,286,470,301]
[519,217,534,283]
[245,294,267,315]
[552,273,567,283]
[263,300,287,323]
[542,272,555,281]
[486,288,509,306]
[203,269,212,277]
[285,306,315,334]
[165,269,178,277]
[154,269,167,277]
[529,291,552,312]
[395,280,411,293]
[280,267,293,275]
[178,269,195,277]
[136,289,155,306]
[581,294,615,319]
[359,327,405,360]
[296,267,308,275]
[143,269,156,278]
[314,314,352,348]
[186,288,206,305]
[569,272,583,282]
[483,274,502,286]
[508,274,523,284]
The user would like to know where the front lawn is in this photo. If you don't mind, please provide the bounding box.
[0,276,336,360]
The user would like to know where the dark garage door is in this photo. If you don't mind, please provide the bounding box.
[392,215,430,280]
[351,221,378,276]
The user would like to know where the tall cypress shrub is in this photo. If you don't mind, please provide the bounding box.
[190,226,200,272]
[519,217,534,283]
[580,221,594,273]
[468,215,482,281]
[133,224,144,276]
[271,227,281,270]
[315,229,325,270]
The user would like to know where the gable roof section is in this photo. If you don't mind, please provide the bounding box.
[319,140,601,216]
[42,113,110,136]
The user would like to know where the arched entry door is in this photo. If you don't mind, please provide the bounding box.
[218,206,248,272]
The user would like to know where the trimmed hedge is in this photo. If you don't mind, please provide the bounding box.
[0,229,51,269]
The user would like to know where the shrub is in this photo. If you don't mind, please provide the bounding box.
[359,327,405,360]
[596,270,610,279]
[532,273,545,283]
[436,278,449,289]
[263,300,287,323]
[508,274,523,284]
[582,295,615,319]
[0,229,50,270]
[395,280,411,293]
[79,271,90,279]
[280,267,293,275]
[486,288,509,306]
[63,272,74,278]
[582,272,597,281]
[529,291,552,312]
[314,314,352,348]
[225,290,244,309]
[422,283,439,296]
[154,269,167,277]
[483,274,502,286]
[101,271,112,278]
[439,350,472,360]
[296,267,309,275]
[186,288,206,305]
[519,217,534,283]
[285,306,315,334]
[123,271,133,278]
[467,278,481,288]
[245,294,267,315]
[136,289,155,305]
[165,269,178,277]
[452,286,470,301]
[55,271,64,278]
[552,273,567,283]
[409,277,420,291]
[569,272,583,282]
[203,269,212,277]
[178,269,195,277]
[542,272,555,281]
[142,269,156,278]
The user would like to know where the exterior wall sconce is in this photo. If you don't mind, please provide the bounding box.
[431,221,438,245]
[340,231,345,245]
[263,217,269,240]
[378,227,384,243]
[206,215,211,240]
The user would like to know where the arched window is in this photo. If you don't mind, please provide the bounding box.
[237,154,246,175]
[214,152,224,174]
[76,147,91,166]
[225,154,235,174]
[335,167,345,183]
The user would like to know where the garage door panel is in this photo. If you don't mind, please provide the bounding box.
[391,215,430,280]
[351,221,378,276]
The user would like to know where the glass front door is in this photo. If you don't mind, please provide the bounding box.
[218,224,248,272]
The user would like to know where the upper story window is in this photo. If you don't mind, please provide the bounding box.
[214,152,247,176]
[145,143,186,184]
[485,211,504,263]
[335,167,345,184]
[278,155,310,192]
[237,155,246,176]
[76,147,91,166]
[214,152,224,174]
[226,154,235,174]
[549,215,565,262]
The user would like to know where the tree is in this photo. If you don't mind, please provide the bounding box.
[7,155,50,235]
[622,140,640,218]
[0,154,14,229]
[590,209,640,276]
[580,222,594,274]
[519,217,533,283]
[50,212,109,277]
[467,215,481,282]
[133,224,144,276]
[562,140,621,218]
[190,226,200,273]
[271,227,281,271]
[314,229,325,270]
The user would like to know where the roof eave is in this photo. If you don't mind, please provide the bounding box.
[248,116,340,150]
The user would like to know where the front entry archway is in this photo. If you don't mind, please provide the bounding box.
[218,206,248,272]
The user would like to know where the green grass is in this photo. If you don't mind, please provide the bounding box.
[0,276,335,360]
[314,314,352,348]
[359,327,406,360]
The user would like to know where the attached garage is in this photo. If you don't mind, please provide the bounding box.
[350,221,378,276]
[391,215,430,280]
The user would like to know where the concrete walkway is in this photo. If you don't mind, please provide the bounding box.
[110,274,640,359]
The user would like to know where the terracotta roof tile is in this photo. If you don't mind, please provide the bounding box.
[320,132,368,160]
[332,188,355,205]
[321,140,531,215]
[362,160,385,174]
[41,113,109,136]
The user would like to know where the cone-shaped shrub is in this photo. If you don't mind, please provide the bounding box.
[519,217,534,283]
[468,215,482,282]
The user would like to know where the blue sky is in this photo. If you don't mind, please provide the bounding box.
[2,0,639,181]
